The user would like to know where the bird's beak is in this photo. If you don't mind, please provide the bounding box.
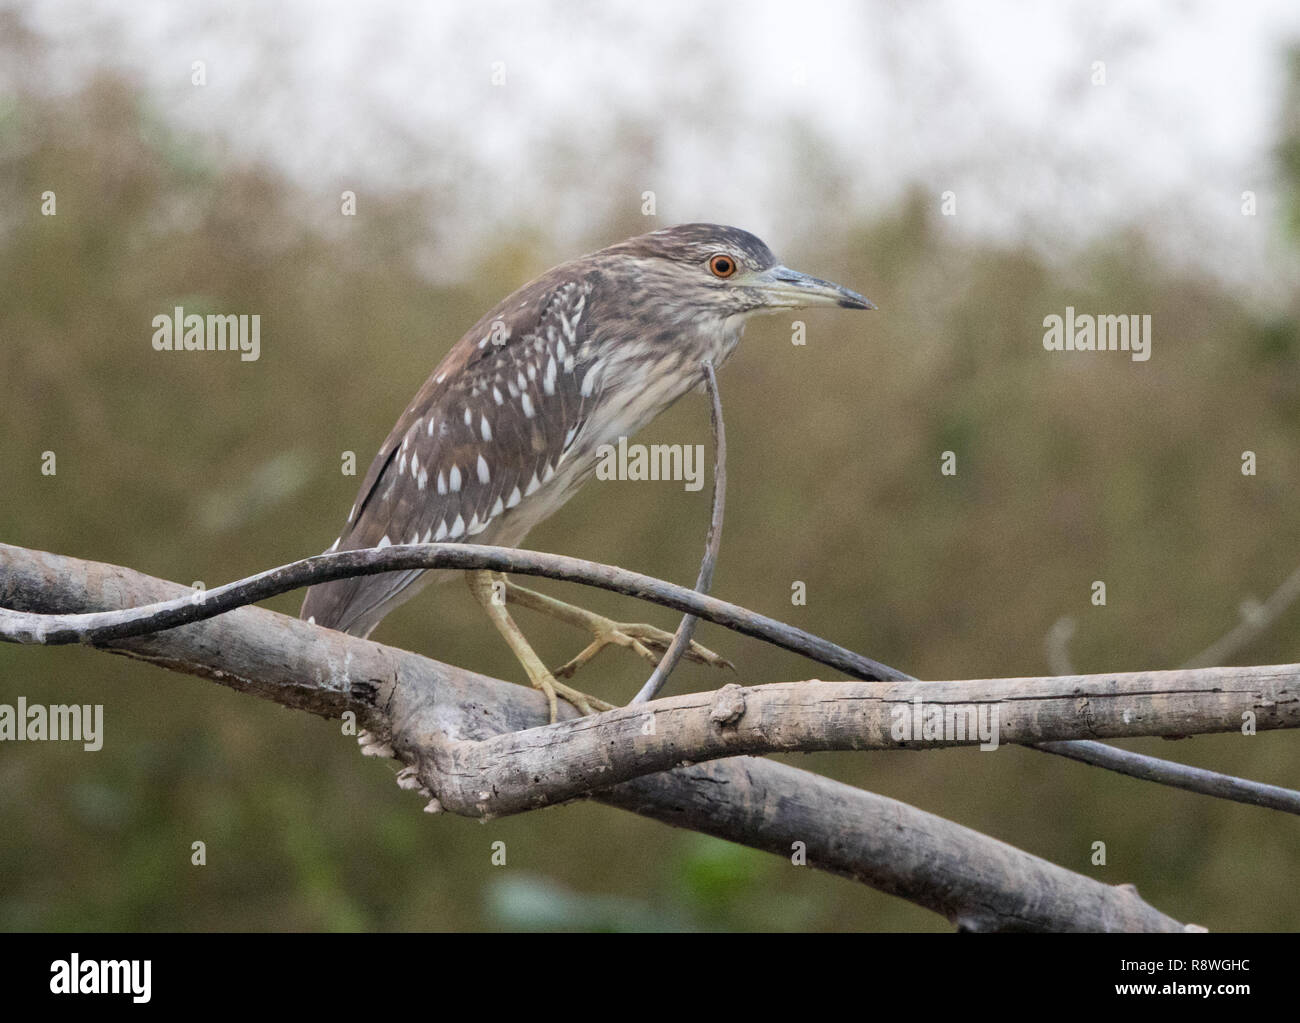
[749,265,875,310]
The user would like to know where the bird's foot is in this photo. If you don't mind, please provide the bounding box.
[466,570,615,723]
[494,579,733,683]
[554,618,733,680]
[531,671,616,722]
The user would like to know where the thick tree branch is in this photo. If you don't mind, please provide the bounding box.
[423,671,1299,816]
[0,543,1196,932]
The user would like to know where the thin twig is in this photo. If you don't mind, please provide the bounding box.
[1034,739,1300,814]
[1044,615,1076,676]
[1183,562,1300,668]
[1031,564,1300,802]
[633,359,726,704]
[0,543,910,680]
[1042,563,1300,676]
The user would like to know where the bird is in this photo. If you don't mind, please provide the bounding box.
[300,223,873,720]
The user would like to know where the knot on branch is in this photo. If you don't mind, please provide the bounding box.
[709,683,747,727]
[357,729,395,759]
[351,677,383,709]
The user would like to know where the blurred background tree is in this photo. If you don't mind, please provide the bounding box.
[0,8,1297,931]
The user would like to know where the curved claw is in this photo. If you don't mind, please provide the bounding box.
[533,672,616,720]
[553,622,733,680]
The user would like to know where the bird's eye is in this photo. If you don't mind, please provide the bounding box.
[708,254,737,279]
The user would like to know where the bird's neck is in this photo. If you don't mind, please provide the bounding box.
[586,316,744,444]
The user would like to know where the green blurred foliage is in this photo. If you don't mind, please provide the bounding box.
[1,61,1299,932]
[1281,47,1300,245]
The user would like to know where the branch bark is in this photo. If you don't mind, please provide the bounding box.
[0,543,1200,932]
[422,671,1299,816]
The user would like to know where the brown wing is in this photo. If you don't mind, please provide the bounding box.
[300,273,600,637]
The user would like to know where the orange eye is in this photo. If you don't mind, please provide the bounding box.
[708,254,737,278]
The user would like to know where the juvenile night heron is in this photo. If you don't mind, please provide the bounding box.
[301,223,873,719]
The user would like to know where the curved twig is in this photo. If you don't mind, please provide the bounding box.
[1183,562,1300,669]
[633,359,726,704]
[0,542,910,681]
[1043,564,1300,678]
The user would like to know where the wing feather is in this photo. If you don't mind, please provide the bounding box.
[300,275,599,637]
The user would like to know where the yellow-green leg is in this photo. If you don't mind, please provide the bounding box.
[500,580,734,680]
[466,570,614,722]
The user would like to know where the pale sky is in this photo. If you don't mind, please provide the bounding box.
[12,0,1300,301]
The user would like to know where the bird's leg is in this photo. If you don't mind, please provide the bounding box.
[500,580,734,680]
[466,571,614,722]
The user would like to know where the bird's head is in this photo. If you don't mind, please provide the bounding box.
[598,223,874,323]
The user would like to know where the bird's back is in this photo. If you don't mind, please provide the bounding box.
[300,262,607,636]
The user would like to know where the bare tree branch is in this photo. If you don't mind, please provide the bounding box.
[422,670,1300,816]
[3,540,1296,814]
[0,543,1197,932]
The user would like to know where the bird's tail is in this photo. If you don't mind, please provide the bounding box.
[300,567,432,638]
